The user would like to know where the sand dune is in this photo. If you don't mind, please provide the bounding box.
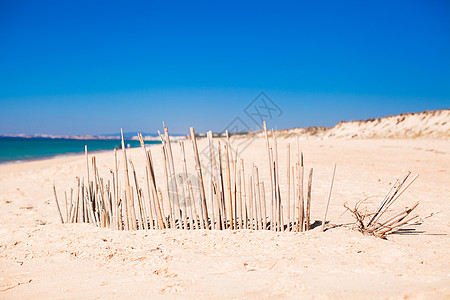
[254,109,450,140]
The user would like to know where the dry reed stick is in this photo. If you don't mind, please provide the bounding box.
[237,159,242,229]
[224,131,233,229]
[69,188,73,223]
[368,173,413,227]
[291,166,296,231]
[233,147,238,230]
[207,131,216,229]
[248,174,254,229]
[286,143,290,231]
[138,135,155,230]
[217,141,226,229]
[130,160,146,230]
[321,163,337,232]
[299,155,305,231]
[145,166,156,229]
[190,127,209,229]
[85,145,90,184]
[162,125,182,228]
[255,166,263,230]
[272,129,281,231]
[305,168,313,230]
[114,148,120,230]
[263,121,274,231]
[241,159,248,229]
[188,178,200,229]
[161,146,174,229]
[261,181,267,230]
[53,183,64,223]
[120,129,134,230]
[80,179,85,223]
[252,165,259,230]
[269,148,275,230]
[180,141,201,229]
[64,191,69,222]
[146,149,166,229]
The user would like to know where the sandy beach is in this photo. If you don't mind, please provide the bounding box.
[2,0,449,298]
[1,133,449,298]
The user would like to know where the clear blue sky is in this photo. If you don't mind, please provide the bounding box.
[1,0,449,135]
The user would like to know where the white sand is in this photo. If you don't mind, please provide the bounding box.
[1,115,449,298]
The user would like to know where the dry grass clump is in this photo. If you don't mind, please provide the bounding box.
[52,122,438,237]
[345,172,440,238]
[52,122,338,232]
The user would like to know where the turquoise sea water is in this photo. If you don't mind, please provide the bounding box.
[0,137,160,163]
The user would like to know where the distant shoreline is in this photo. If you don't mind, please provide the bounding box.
[0,138,161,164]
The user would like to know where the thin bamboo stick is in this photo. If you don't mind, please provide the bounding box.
[305,168,313,231]
[85,145,90,184]
[299,155,305,232]
[161,146,174,229]
[368,173,413,227]
[263,121,274,231]
[180,175,190,229]
[190,127,209,229]
[130,160,145,230]
[217,141,226,229]
[64,191,69,223]
[69,188,73,223]
[241,159,248,229]
[146,149,166,229]
[189,179,200,229]
[248,175,254,230]
[138,135,156,230]
[145,166,156,229]
[207,131,216,229]
[225,131,233,229]
[269,148,275,230]
[53,183,64,223]
[321,163,337,232]
[272,129,281,231]
[233,147,238,230]
[114,148,120,230]
[291,166,296,231]
[120,129,134,230]
[237,159,242,229]
[261,181,267,230]
[255,166,263,230]
[80,179,85,223]
[286,143,290,231]
[252,165,259,230]
[163,124,182,228]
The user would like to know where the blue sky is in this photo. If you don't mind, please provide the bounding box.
[0,1,449,135]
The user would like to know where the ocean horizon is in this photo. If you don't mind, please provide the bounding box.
[0,137,161,164]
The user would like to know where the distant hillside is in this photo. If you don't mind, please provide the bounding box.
[249,109,450,139]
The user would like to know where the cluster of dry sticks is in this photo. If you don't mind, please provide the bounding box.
[345,172,440,238]
[53,122,338,232]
